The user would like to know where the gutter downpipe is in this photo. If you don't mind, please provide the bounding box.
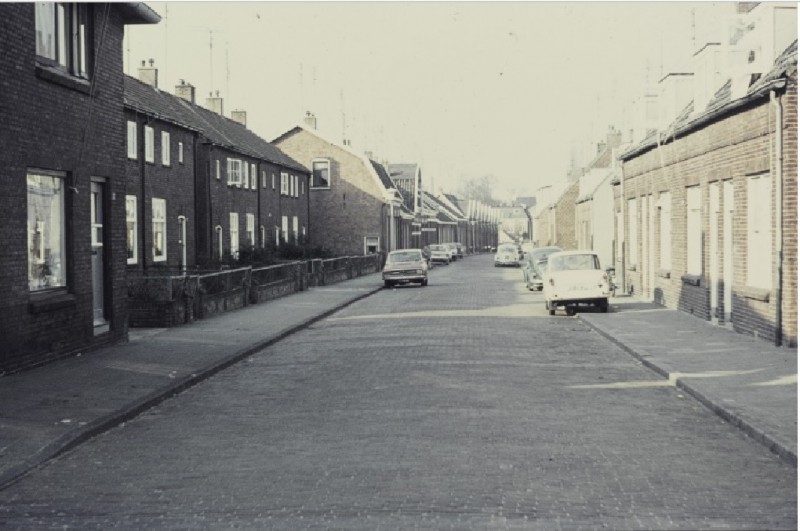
[771,89,784,346]
[620,160,626,295]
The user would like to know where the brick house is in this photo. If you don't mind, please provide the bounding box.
[533,179,579,251]
[0,3,159,373]
[618,15,797,346]
[124,68,309,270]
[388,163,441,248]
[272,119,411,256]
[438,193,472,250]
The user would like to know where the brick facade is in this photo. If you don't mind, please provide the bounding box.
[620,75,797,347]
[274,127,394,256]
[0,4,158,373]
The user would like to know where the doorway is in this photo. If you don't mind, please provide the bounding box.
[90,181,108,333]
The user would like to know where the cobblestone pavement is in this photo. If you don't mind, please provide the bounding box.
[0,256,796,529]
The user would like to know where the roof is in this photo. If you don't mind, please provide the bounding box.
[388,163,419,181]
[622,40,797,161]
[370,160,396,191]
[117,3,161,24]
[124,76,308,173]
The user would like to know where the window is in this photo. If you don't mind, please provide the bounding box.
[27,171,66,291]
[686,186,702,275]
[242,161,249,189]
[281,172,288,195]
[152,198,167,262]
[178,142,184,164]
[260,225,266,247]
[251,164,257,190]
[161,131,170,166]
[246,214,255,246]
[312,159,330,188]
[281,215,289,243]
[747,174,772,289]
[275,226,280,246]
[144,126,154,163]
[215,160,221,180]
[227,158,242,186]
[627,198,638,267]
[272,173,276,190]
[294,175,299,197]
[126,195,138,264]
[659,192,671,271]
[301,178,305,195]
[292,216,299,242]
[215,225,223,259]
[127,121,137,160]
[35,2,91,79]
[230,212,239,257]
[261,170,267,189]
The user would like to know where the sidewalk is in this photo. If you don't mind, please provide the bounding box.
[580,296,797,467]
[0,278,795,491]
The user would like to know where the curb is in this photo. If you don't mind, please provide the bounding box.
[579,314,798,468]
[0,283,384,491]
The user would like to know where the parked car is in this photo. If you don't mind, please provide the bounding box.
[428,244,451,265]
[494,243,521,267]
[523,246,562,291]
[382,249,428,288]
[444,242,458,261]
[543,250,609,315]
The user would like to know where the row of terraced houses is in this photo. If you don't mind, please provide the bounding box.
[0,3,499,373]
[533,2,797,348]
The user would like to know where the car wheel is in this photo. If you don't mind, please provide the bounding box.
[422,279,428,286]
[599,300,609,313]
[384,280,393,288]
[548,308,556,316]
[565,306,576,316]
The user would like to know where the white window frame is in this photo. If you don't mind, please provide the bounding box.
[242,161,250,189]
[272,173,276,190]
[227,158,242,187]
[747,174,772,289]
[230,212,239,257]
[126,195,138,265]
[292,216,299,242]
[27,170,67,291]
[34,2,90,79]
[281,172,288,195]
[251,164,257,190]
[275,226,280,246]
[215,160,221,180]
[686,186,702,275]
[281,215,289,243]
[260,225,266,247]
[658,192,671,272]
[311,158,331,188]
[294,175,299,197]
[627,198,638,267]
[161,131,170,166]
[127,121,137,160]
[215,225,223,259]
[261,170,267,189]
[152,197,167,262]
[178,142,184,164]
[144,126,155,163]
[246,213,255,246]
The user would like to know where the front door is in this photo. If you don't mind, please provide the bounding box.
[90,181,107,330]
[709,182,720,322]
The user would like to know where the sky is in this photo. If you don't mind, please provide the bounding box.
[124,1,733,201]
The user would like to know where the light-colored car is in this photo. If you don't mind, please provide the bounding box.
[428,244,451,265]
[543,250,609,315]
[494,243,521,267]
[382,249,428,288]
[444,242,458,261]
[522,246,561,291]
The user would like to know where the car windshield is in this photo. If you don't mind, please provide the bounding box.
[548,254,600,272]
[498,245,517,253]
[387,251,422,263]
[430,245,445,251]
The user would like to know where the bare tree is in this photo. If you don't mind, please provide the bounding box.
[456,175,497,202]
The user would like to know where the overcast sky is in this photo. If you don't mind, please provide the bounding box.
[124,1,732,201]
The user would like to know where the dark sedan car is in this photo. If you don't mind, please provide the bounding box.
[522,246,561,290]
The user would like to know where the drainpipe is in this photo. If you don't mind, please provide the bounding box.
[139,117,147,272]
[771,90,784,346]
[619,163,626,295]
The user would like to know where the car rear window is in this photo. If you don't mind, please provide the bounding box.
[549,254,600,272]
[388,251,421,263]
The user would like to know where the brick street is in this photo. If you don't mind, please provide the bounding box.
[0,257,795,530]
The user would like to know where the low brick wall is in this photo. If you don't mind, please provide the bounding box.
[127,256,379,329]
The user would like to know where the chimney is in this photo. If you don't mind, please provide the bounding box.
[138,58,158,88]
[175,79,196,104]
[230,109,247,127]
[206,90,223,115]
[606,126,623,149]
[596,141,607,155]
[303,111,317,130]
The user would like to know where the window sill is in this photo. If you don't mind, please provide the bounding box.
[29,290,76,314]
[35,63,91,95]
[742,286,770,302]
[657,269,671,279]
[681,274,702,287]
[310,187,331,191]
